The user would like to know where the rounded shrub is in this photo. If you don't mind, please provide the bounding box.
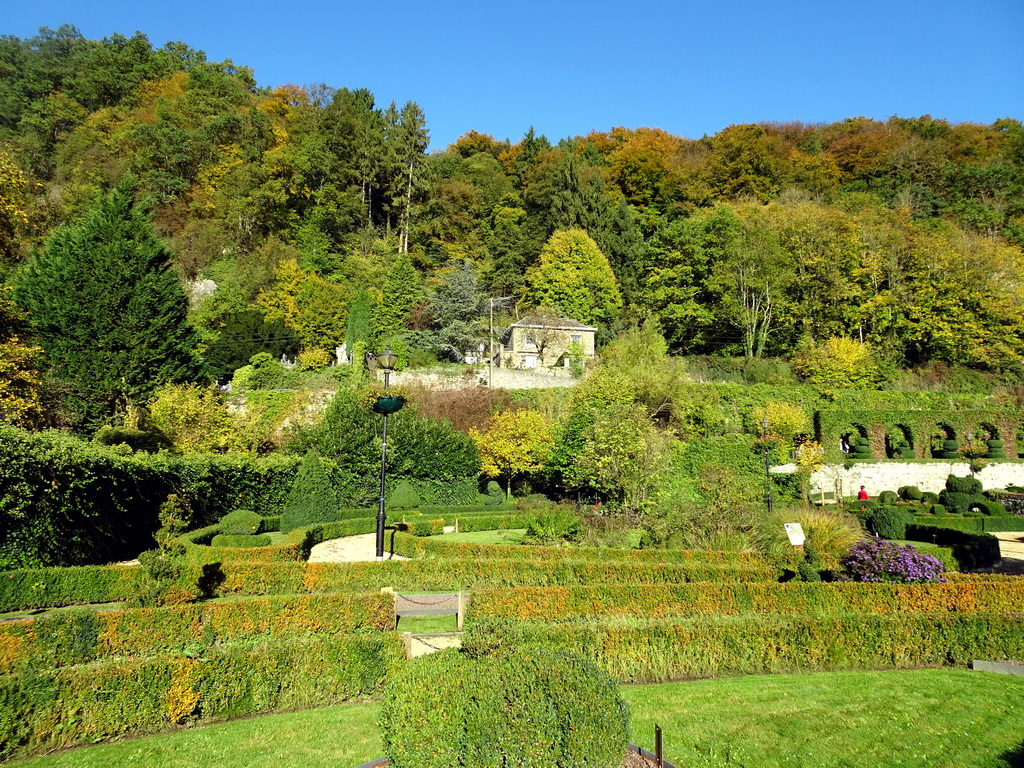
[877,490,899,505]
[869,507,912,540]
[940,439,960,459]
[388,480,422,510]
[931,503,947,516]
[218,509,263,536]
[921,491,940,504]
[939,491,974,515]
[946,475,982,495]
[380,648,629,768]
[898,486,923,501]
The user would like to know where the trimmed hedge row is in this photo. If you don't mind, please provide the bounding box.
[0,565,143,612]
[463,611,1024,683]
[912,515,1024,534]
[0,633,404,761]
[394,514,529,537]
[467,582,1024,622]
[178,518,380,566]
[388,532,772,566]
[905,523,1001,571]
[0,557,781,613]
[0,592,394,671]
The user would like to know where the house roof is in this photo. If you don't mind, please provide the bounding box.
[508,314,597,332]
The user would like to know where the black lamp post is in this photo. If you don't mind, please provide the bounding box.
[761,417,775,515]
[966,432,975,479]
[373,345,404,562]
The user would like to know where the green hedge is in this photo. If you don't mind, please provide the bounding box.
[388,532,772,566]
[211,534,272,548]
[0,592,394,671]
[905,523,1001,570]
[0,425,301,570]
[0,557,780,613]
[463,612,1024,683]
[467,582,1024,622]
[0,565,145,611]
[381,649,628,768]
[0,633,404,760]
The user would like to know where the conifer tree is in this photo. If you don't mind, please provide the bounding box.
[14,186,203,430]
[280,449,340,532]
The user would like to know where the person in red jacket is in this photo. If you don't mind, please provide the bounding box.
[858,486,869,500]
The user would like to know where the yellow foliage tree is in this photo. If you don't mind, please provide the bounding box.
[752,400,810,443]
[470,410,554,499]
[792,337,881,389]
[0,286,43,426]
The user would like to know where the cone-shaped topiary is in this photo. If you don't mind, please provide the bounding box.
[280,450,339,532]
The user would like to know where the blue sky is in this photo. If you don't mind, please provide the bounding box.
[6,0,1023,151]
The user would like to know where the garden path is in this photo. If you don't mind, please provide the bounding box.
[307,533,409,563]
[988,532,1024,575]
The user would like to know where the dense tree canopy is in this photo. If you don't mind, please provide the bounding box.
[0,26,1022,436]
[14,186,203,429]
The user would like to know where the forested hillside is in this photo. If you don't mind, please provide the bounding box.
[2,26,1023,433]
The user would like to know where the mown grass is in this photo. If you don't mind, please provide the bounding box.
[623,668,1024,767]
[11,668,1024,767]
[439,528,527,545]
[6,702,382,768]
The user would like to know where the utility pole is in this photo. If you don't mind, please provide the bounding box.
[489,297,510,389]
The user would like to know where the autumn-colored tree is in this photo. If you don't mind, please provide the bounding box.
[792,337,883,389]
[0,149,29,267]
[470,409,554,499]
[0,286,43,426]
[522,228,622,326]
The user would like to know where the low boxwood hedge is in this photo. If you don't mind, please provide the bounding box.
[467,582,1024,622]
[0,592,394,671]
[0,633,404,761]
[463,611,1024,683]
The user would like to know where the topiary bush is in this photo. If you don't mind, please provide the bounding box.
[898,486,923,501]
[869,507,913,540]
[877,490,899,505]
[921,491,940,504]
[483,480,505,506]
[388,480,422,510]
[380,648,630,768]
[850,435,872,459]
[946,475,982,495]
[280,450,340,533]
[839,538,947,584]
[218,510,263,536]
[986,439,1006,459]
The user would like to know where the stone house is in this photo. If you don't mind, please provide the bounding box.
[498,315,597,369]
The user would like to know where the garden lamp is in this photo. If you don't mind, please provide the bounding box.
[374,345,403,561]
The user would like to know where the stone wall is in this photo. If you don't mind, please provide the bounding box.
[807,461,1024,499]
[386,366,578,391]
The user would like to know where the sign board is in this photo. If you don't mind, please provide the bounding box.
[784,523,806,546]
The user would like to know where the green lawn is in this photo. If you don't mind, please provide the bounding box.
[438,528,527,544]
[622,668,1024,768]
[11,668,1024,767]
[6,702,382,768]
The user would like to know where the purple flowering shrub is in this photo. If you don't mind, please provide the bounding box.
[839,537,947,584]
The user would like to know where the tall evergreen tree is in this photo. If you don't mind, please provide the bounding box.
[15,186,204,430]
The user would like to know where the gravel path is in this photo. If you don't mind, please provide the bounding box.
[307,533,409,563]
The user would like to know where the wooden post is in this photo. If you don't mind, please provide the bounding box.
[402,632,413,659]
[655,723,663,767]
[457,589,465,632]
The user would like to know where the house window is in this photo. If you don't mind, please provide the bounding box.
[524,333,537,349]
[522,355,537,369]
[570,334,582,345]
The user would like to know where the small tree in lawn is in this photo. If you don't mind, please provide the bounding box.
[470,409,553,499]
[281,449,339,532]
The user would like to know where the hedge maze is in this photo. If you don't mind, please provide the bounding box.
[2,502,1024,762]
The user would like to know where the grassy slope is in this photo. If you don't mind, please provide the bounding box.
[10,669,1024,768]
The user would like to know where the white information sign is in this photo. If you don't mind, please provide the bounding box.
[784,523,806,546]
